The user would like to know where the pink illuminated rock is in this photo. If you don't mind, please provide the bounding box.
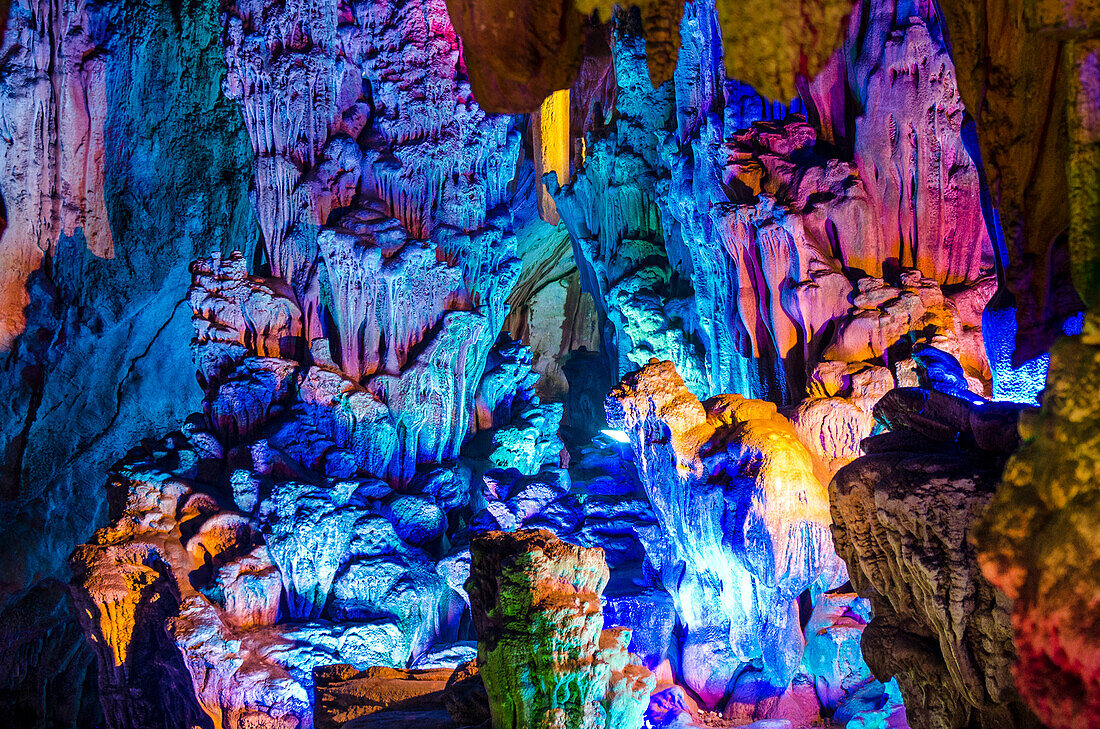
[807,0,995,286]
[0,0,114,346]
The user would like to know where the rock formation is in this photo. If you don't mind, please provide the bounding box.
[802,593,909,727]
[444,0,856,111]
[313,664,455,729]
[1,0,1088,724]
[938,0,1084,364]
[0,0,255,719]
[605,360,840,709]
[67,0,541,722]
[974,306,1100,729]
[552,10,708,400]
[831,388,1041,729]
[548,0,995,445]
[221,0,527,486]
[465,529,654,729]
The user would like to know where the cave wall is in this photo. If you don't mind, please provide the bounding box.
[0,0,1085,725]
[0,0,256,724]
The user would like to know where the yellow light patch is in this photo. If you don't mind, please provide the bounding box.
[534,88,570,224]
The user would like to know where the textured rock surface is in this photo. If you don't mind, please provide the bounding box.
[69,413,460,729]
[553,11,707,399]
[806,0,994,284]
[221,0,526,486]
[4,0,1082,725]
[938,0,1083,362]
[466,529,654,729]
[606,360,837,709]
[552,0,995,412]
[831,389,1040,729]
[0,0,256,721]
[974,306,1100,729]
[802,593,908,727]
[442,660,491,727]
[67,0,537,721]
[443,0,855,110]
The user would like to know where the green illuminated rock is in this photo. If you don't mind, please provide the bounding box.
[466,529,653,729]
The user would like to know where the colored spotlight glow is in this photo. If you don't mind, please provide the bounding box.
[600,429,631,444]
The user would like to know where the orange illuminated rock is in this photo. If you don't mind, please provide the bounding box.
[313,664,454,729]
[605,360,839,709]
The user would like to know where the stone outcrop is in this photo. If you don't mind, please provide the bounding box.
[552,11,707,400]
[802,593,909,727]
[551,0,995,416]
[605,360,839,709]
[442,660,491,727]
[466,529,654,729]
[221,0,526,484]
[68,411,463,729]
[6,0,1083,726]
[938,0,1083,363]
[0,0,255,719]
[973,306,1100,729]
[831,388,1041,729]
[807,0,994,285]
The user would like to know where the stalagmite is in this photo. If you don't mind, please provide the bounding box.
[466,529,654,729]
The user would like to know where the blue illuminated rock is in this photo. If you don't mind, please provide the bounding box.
[606,360,836,708]
[601,587,677,672]
[551,12,708,399]
[262,481,364,620]
[801,591,909,728]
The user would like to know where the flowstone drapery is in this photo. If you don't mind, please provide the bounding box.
[604,360,841,709]
[69,0,542,725]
